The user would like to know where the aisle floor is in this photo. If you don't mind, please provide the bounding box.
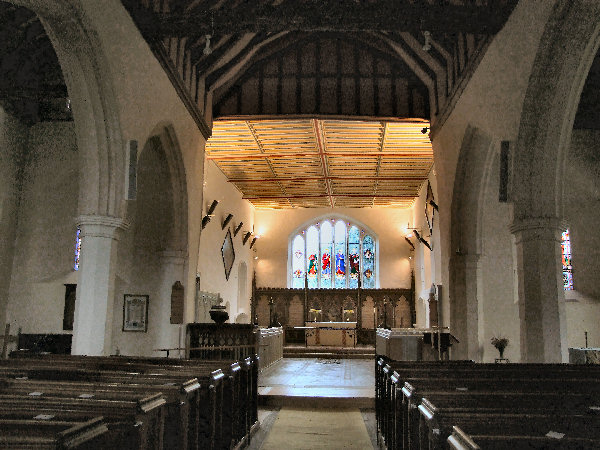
[258,358,375,398]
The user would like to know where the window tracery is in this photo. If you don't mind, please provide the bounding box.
[290,219,377,288]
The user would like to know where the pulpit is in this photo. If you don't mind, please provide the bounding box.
[306,322,356,347]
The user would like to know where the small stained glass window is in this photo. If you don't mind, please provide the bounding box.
[74,228,81,271]
[561,229,573,290]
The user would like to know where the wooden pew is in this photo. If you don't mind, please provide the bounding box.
[7,353,261,449]
[0,365,221,450]
[419,406,600,449]
[0,376,201,450]
[0,416,109,449]
[375,359,600,450]
[447,425,600,450]
[416,391,600,450]
[2,355,256,450]
[0,392,166,449]
[405,376,600,450]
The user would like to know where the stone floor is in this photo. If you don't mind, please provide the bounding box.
[258,357,375,405]
[248,358,377,449]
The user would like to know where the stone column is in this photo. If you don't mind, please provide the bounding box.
[450,253,482,361]
[511,218,567,363]
[72,215,128,355]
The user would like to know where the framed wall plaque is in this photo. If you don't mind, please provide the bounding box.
[123,294,148,332]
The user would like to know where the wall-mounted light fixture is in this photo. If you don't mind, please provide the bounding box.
[249,237,257,249]
[234,222,243,236]
[207,200,218,215]
[243,232,251,245]
[201,200,219,229]
[429,200,439,211]
[222,214,233,230]
[422,30,432,51]
[404,236,415,250]
[413,229,432,251]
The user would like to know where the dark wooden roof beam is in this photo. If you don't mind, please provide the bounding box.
[150,1,517,36]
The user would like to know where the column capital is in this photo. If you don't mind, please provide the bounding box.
[158,250,188,264]
[510,217,566,243]
[76,215,130,240]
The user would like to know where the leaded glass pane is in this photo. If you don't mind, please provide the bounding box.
[292,234,305,288]
[320,221,333,288]
[348,226,360,288]
[362,235,375,288]
[561,229,573,290]
[74,228,81,271]
[334,220,347,288]
[306,226,319,289]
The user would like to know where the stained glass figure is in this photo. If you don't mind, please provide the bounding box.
[362,235,375,288]
[320,221,333,287]
[306,226,319,289]
[74,228,81,271]
[561,229,573,290]
[334,220,346,288]
[348,226,360,288]
[292,235,305,288]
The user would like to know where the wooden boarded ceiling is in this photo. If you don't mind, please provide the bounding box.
[206,117,433,209]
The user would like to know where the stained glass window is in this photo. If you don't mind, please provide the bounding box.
[561,229,573,290]
[306,226,319,289]
[291,220,376,288]
[292,235,305,288]
[334,220,346,288]
[348,225,360,288]
[362,235,375,288]
[320,221,333,288]
[74,228,81,271]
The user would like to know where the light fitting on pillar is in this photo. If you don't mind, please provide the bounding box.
[243,232,251,245]
[404,236,415,250]
[201,200,219,229]
[222,214,233,230]
[207,200,219,216]
[203,34,212,55]
[201,215,211,229]
[249,237,257,249]
[234,222,243,236]
[413,229,432,251]
[422,30,432,52]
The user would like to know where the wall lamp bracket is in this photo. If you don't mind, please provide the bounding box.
[222,214,233,230]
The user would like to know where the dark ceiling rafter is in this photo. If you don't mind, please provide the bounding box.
[147,0,516,37]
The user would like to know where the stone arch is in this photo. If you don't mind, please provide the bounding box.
[146,124,189,254]
[448,126,494,360]
[510,0,600,362]
[512,1,600,222]
[10,0,126,218]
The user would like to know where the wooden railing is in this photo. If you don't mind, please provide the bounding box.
[257,327,283,372]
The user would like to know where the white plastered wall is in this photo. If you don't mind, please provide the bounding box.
[254,207,412,289]
[563,129,600,349]
[198,161,255,323]
[0,107,27,329]
[5,121,79,334]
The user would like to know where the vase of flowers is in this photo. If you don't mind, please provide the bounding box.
[491,336,509,358]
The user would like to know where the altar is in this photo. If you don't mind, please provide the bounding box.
[305,322,356,347]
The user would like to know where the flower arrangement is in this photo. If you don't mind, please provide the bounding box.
[491,336,509,358]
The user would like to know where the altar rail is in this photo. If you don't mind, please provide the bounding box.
[257,327,283,372]
[252,287,414,345]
